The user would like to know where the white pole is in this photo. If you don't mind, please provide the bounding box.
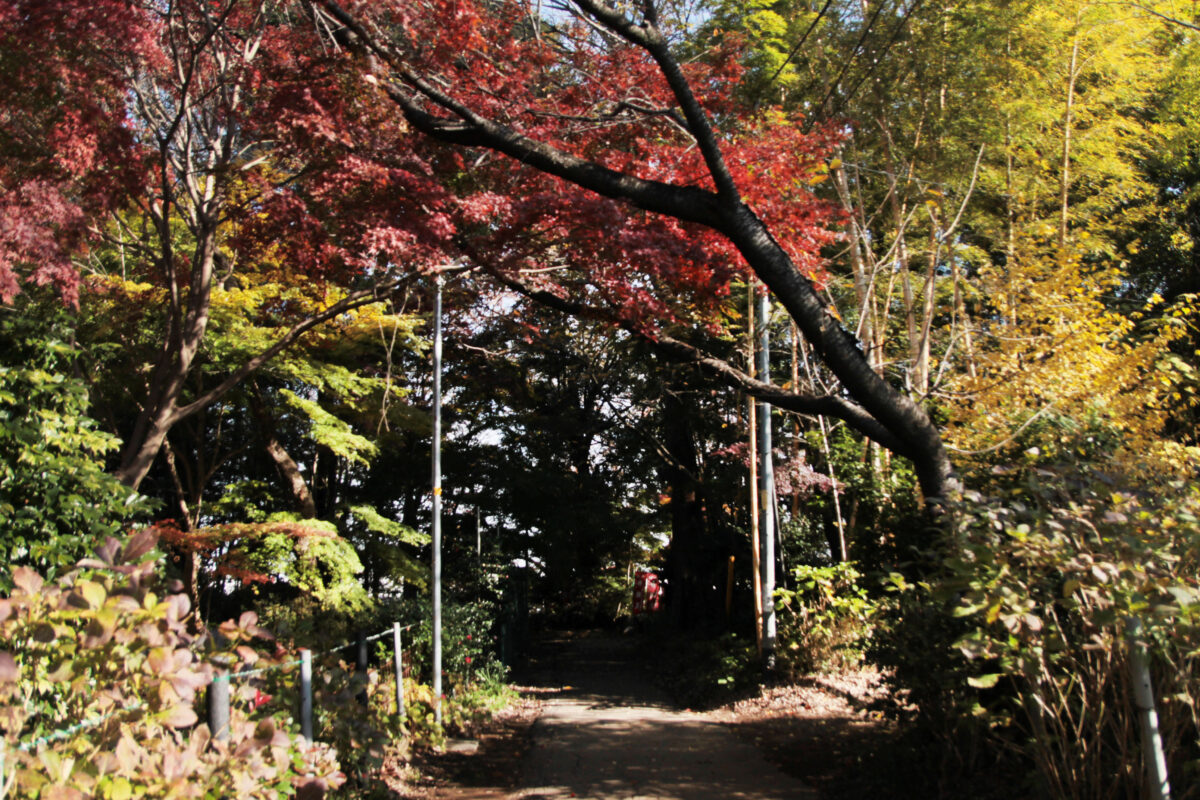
[1127,617,1171,800]
[757,289,776,668]
[393,622,405,722]
[431,275,444,725]
[300,649,313,741]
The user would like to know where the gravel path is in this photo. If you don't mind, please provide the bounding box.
[510,632,818,800]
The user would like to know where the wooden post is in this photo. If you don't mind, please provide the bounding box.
[356,630,369,706]
[300,649,313,742]
[724,555,735,621]
[209,669,230,741]
[393,622,406,722]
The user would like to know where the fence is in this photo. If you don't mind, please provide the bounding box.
[209,620,415,742]
[1,620,417,794]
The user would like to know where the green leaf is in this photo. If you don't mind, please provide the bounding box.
[968,673,1002,689]
[110,777,133,800]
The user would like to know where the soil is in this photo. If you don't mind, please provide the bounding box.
[711,674,926,800]
[390,698,542,799]
[385,631,1004,799]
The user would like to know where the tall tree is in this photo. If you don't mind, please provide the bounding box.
[309,0,956,506]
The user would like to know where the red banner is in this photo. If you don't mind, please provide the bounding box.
[631,570,662,614]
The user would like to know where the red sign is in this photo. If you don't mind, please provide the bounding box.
[632,570,662,614]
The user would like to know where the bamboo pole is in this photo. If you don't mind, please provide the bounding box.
[748,284,763,656]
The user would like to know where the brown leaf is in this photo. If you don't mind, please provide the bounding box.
[217,618,240,642]
[253,717,276,743]
[110,595,141,613]
[0,651,17,683]
[169,671,207,699]
[295,778,329,800]
[166,593,191,621]
[82,616,116,649]
[95,537,122,565]
[12,566,44,596]
[162,704,198,729]
[115,733,141,772]
[121,528,159,564]
[146,647,171,675]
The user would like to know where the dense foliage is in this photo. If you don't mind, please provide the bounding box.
[2,0,1199,797]
[0,299,149,590]
[0,532,343,799]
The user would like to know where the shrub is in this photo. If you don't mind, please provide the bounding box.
[774,562,878,675]
[398,597,506,692]
[874,459,1200,798]
[0,306,151,591]
[0,530,343,799]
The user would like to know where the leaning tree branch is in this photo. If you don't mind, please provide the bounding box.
[569,0,739,201]
[169,266,470,424]
[497,272,913,457]
[315,0,726,227]
[309,0,954,504]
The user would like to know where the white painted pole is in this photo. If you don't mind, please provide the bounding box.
[1127,617,1171,800]
[300,649,313,741]
[209,669,230,741]
[393,622,405,722]
[431,276,444,725]
[757,289,776,668]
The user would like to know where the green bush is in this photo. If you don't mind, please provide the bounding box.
[0,306,151,591]
[398,597,507,692]
[874,460,1200,798]
[0,530,343,799]
[774,562,878,675]
[644,631,762,707]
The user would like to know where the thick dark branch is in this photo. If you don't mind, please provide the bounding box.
[499,273,912,456]
[317,0,725,225]
[378,74,724,227]
[569,0,739,201]
[311,0,953,504]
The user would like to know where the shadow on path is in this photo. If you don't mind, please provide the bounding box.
[511,631,818,800]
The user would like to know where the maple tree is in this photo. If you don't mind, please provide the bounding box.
[0,0,465,494]
[302,0,954,507]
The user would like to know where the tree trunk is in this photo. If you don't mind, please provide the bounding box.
[114,225,218,489]
[660,387,717,631]
[249,382,318,519]
[1059,32,1081,251]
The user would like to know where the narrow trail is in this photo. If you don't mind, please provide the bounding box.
[507,631,818,800]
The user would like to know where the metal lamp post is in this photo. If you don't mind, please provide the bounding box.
[431,275,444,724]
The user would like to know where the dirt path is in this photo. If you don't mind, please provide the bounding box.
[506,631,818,800]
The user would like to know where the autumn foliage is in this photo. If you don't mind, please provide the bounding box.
[0,530,343,799]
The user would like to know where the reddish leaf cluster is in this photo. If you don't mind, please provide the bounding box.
[338,0,843,330]
[711,440,837,496]
[153,519,336,587]
[0,0,154,304]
